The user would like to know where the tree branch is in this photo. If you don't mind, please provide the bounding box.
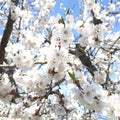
[91,10,103,25]
[0,0,18,73]
[75,44,97,77]
[0,64,15,68]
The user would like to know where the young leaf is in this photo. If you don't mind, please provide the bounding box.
[66,9,71,15]
[10,38,13,43]
[68,71,76,81]
[58,17,65,25]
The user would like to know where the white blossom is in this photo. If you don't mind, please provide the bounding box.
[0,0,120,119]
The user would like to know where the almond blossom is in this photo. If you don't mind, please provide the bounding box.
[0,0,120,120]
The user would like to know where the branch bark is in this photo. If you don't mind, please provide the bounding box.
[0,0,18,73]
[75,44,97,77]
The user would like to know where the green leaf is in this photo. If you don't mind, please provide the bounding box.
[58,17,65,25]
[68,71,76,81]
[66,9,71,15]
[10,38,13,43]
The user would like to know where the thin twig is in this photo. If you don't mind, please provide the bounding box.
[0,64,15,68]
[34,61,47,65]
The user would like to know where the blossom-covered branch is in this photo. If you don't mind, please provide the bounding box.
[0,0,18,73]
[0,0,120,119]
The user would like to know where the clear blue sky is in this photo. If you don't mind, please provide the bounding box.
[51,0,80,17]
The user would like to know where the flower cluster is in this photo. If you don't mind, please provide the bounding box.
[0,0,120,120]
[0,74,15,102]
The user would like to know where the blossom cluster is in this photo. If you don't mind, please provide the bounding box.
[0,0,120,120]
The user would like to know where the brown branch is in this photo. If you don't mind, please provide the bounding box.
[34,61,47,65]
[109,36,120,50]
[0,64,15,68]
[91,10,103,25]
[0,0,18,73]
[51,78,65,88]
[75,44,97,77]
[109,12,120,14]
[0,61,47,68]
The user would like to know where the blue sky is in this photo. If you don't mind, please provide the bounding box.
[51,0,80,17]
[0,24,3,35]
